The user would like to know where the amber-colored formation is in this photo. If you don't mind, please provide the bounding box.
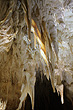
[0,0,73,110]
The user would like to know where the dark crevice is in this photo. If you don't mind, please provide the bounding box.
[23,70,73,110]
[21,94,32,110]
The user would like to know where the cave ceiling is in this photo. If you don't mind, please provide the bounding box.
[0,0,73,109]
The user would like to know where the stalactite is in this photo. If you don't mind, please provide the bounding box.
[21,0,31,40]
[0,0,73,109]
[0,0,14,24]
[0,99,7,110]
[34,35,36,49]
[0,0,65,109]
[56,84,64,104]
[31,18,57,93]
[0,9,12,25]
[19,1,58,106]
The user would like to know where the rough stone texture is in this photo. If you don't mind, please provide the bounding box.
[0,0,73,109]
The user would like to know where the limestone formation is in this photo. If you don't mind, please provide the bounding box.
[0,0,73,109]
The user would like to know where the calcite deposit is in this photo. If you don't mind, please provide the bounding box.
[0,0,73,109]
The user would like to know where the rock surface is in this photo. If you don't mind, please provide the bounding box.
[0,0,73,109]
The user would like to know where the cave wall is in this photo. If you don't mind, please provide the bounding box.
[0,0,73,109]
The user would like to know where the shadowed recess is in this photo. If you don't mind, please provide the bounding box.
[23,70,73,110]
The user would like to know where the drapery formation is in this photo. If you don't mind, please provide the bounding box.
[21,0,59,89]
[0,0,64,109]
[17,0,59,109]
[0,0,73,110]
